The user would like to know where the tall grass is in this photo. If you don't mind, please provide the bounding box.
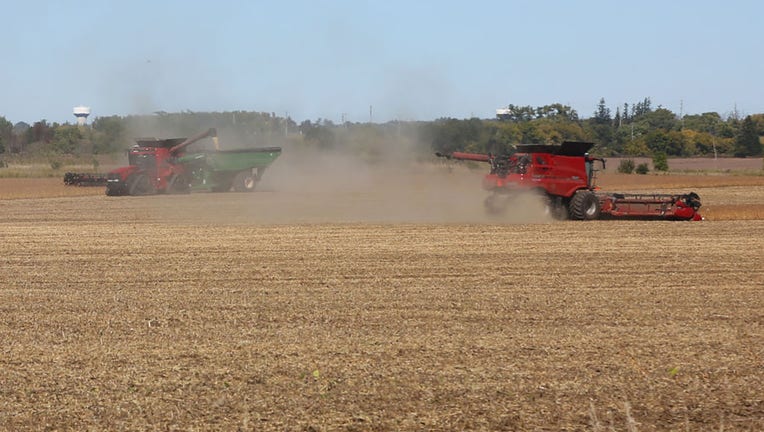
[0,165,64,178]
[0,154,118,178]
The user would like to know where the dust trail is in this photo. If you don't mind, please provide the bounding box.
[137,132,553,225]
[232,143,554,224]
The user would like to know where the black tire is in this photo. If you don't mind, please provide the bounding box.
[105,185,121,196]
[232,170,257,192]
[127,174,154,196]
[568,190,601,220]
[168,174,191,194]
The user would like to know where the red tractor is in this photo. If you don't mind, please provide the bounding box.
[106,128,218,196]
[437,141,702,221]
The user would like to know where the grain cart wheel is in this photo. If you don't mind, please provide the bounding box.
[232,170,257,192]
[127,174,155,196]
[568,190,601,220]
[168,174,191,194]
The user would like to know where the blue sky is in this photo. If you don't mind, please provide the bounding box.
[1,0,762,124]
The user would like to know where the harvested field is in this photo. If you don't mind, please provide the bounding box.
[0,178,106,200]
[1,165,763,431]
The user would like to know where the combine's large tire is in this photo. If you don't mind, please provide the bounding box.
[127,174,155,196]
[232,170,257,192]
[568,190,601,220]
[106,184,122,196]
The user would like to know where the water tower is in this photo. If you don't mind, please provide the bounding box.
[73,106,91,126]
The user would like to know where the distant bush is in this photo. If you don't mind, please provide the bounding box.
[617,159,635,174]
[635,163,650,174]
[50,160,62,170]
[652,152,669,171]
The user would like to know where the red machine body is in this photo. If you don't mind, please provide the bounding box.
[438,141,702,221]
[597,192,703,221]
[106,128,216,196]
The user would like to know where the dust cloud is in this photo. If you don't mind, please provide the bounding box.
[150,140,555,225]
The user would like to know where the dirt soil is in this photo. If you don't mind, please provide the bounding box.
[1,161,762,431]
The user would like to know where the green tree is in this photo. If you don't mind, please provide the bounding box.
[91,115,127,153]
[617,159,635,174]
[734,115,762,157]
[497,104,535,121]
[536,103,579,121]
[640,108,678,131]
[632,97,652,118]
[643,129,686,156]
[51,125,82,154]
[652,152,668,171]
[593,98,612,124]
[683,112,723,134]
[750,114,764,135]
[588,98,613,149]
[518,122,546,144]
[0,116,12,153]
[425,118,485,154]
[483,121,521,154]
[26,120,54,145]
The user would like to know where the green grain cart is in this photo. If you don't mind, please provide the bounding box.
[177,147,282,192]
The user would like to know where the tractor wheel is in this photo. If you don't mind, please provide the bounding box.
[568,190,601,220]
[127,174,155,196]
[232,170,257,192]
[168,174,191,194]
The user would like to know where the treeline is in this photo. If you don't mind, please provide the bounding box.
[432,98,763,158]
[1,98,762,160]
[0,111,300,157]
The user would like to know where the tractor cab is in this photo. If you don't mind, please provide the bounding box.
[128,151,157,172]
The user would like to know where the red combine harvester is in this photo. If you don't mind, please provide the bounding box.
[104,128,281,196]
[437,141,702,221]
[106,128,218,196]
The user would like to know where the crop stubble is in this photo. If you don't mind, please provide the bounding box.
[0,173,763,431]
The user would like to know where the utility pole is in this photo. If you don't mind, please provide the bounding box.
[369,105,373,123]
[680,99,684,129]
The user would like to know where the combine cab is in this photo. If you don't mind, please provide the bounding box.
[437,141,702,221]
